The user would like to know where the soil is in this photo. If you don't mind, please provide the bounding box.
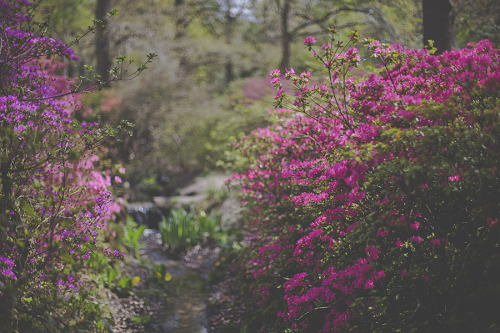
[206,263,249,332]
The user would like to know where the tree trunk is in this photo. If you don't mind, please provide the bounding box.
[95,0,112,87]
[224,0,235,84]
[174,0,191,78]
[174,0,189,40]
[423,0,453,54]
[279,0,292,70]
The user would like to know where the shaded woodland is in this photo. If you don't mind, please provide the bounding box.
[36,0,500,199]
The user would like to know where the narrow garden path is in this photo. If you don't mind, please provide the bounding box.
[115,172,243,332]
[140,230,212,332]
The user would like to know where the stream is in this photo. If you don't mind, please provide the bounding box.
[125,173,240,332]
[140,229,210,333]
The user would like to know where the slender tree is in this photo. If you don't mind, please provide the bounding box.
[223,0,237,84]
[278,0,293,70]
[95,0,113,87]
[423,0,453,53]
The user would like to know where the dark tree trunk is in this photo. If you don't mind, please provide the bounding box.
[174,0,189,40]
[225,61,235,84]
[224,0,235,84]
[423,0,453,54]
[279,0,292,70]
[174,0,191,78]
[95,0,112,87]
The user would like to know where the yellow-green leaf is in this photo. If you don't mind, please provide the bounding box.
[132,276,140,287]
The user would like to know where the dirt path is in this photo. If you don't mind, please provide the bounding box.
[114,172,243,332]
[140,230,215,332]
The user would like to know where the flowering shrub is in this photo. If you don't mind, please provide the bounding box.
[233,29,499,332]
[0,1,126,330]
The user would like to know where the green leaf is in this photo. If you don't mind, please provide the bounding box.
[22,202,35,217]
[68,149,80,162]
[61,253,75,264]
[131,276,140,287]
[118,277,131,289]
[107,267,118,286]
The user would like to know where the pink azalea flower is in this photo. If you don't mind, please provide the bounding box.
[303,36,317,45]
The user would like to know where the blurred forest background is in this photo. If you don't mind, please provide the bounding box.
[36,0,500,201]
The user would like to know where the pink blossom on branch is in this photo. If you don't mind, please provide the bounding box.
[303,36,317,46]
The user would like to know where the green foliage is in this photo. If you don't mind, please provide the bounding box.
[152,264,173,285]
[205,186,228,204]
[122,216,146,258]
[159,207,222,251]
[34,0,94,41]
[453,0,500,47]
[115,275,141,298]
[102,265,119,289]
[131,314,153,325]
[97,262,140,298]
[0,286,107,333]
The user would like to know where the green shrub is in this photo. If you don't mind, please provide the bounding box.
[159,208,222,251]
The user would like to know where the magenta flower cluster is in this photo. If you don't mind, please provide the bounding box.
[233,32,500,331]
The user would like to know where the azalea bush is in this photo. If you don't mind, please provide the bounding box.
[232,28,500,332]
[0,1,151,330]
